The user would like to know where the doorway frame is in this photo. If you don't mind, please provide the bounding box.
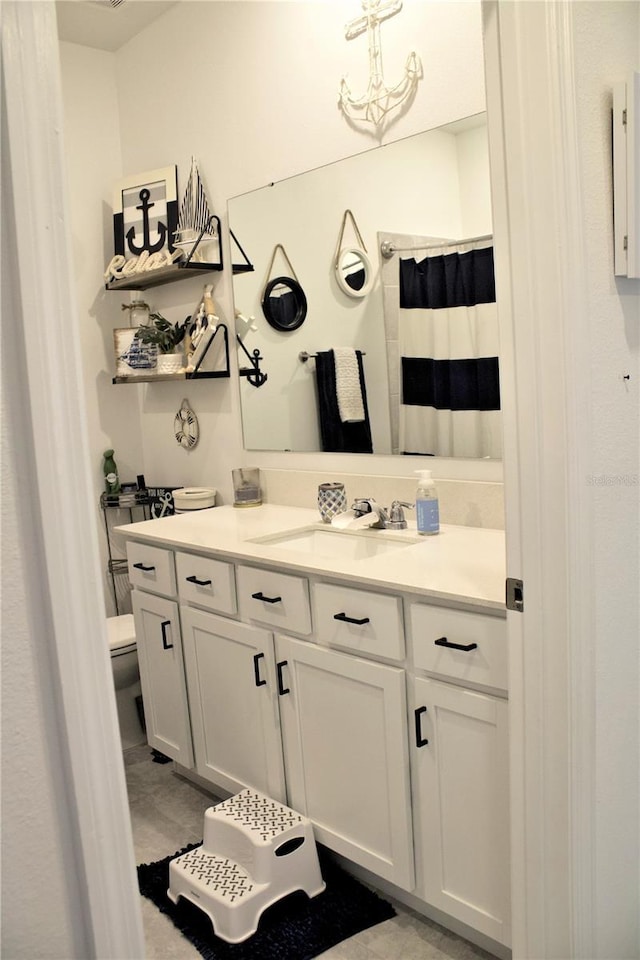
[2,3,146,956]
[484,2,594,957]
[3,1,597,956]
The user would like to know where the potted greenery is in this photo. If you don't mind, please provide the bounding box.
[135,312,188,374]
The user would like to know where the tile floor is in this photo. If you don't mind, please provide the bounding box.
[125,745,497,960]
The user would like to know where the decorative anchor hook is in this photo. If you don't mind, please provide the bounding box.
[126,188,168,256]
[237,335,268,388]
[338,0,422,127]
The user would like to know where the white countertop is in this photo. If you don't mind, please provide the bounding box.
[115,504,506,613]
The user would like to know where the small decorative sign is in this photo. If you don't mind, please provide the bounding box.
[113,328,157,376]
[147,487,177,519]
[110,165,179,274]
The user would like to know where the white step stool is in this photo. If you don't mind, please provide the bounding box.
[167,789,326,943]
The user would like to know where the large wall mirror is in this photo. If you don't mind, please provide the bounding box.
[229,113,501,459]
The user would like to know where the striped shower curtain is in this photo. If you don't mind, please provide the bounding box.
[398,241,501,459]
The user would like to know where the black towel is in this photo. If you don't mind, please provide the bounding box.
[315,350,373,453]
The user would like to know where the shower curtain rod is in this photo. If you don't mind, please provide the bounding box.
[380,233,493,259]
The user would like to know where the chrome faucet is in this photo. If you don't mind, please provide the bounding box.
[351,498,414,530]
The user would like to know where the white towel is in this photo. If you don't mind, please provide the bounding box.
[334,348,365,423]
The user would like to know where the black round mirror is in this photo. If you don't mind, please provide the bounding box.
[336,247,374,298]
[261,277,307,331]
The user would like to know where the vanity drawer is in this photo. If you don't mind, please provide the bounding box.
[127,542,176,597]
[409,603,507,692]
[237,565,311,636]
[176,552,237,615]
[313,583,404,661]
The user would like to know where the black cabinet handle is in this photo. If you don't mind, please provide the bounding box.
[333,612,371,626]
[415,706,429,747]
[186,575,212,587]
[276,660,290,695]
[252,591,282,605]
[160,620,173,650]
[253,653,267,687]
[133,562,155,572]
[434,636,478,652]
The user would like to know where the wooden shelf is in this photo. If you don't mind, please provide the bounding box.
[105,220,254,290]
[106,262,220,291]
[112,370,230,384]
[112,322,230,384]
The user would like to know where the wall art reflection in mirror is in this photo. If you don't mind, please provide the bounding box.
[261,244,308,332]
[229,113,501,459]
[334,210,374,298]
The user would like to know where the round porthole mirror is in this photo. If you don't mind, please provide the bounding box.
[261,277,308,332]
[335,247,374,298]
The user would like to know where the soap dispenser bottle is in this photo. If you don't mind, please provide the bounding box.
[415,470,439,535]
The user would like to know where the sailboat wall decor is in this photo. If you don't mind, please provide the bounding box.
[174,157,221,266]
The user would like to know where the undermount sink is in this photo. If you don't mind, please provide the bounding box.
[250,526,421,562]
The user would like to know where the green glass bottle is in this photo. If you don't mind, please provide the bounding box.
[103,449,121,495]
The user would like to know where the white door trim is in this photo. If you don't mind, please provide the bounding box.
[3,0,598,955]
[2,3,145,957]
[483,2,595,956]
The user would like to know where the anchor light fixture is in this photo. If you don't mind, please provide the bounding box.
[338,0,422,127]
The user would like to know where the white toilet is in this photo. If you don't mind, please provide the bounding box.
[107,614,145,749]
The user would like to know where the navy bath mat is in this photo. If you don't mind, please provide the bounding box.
[137,843,396,960]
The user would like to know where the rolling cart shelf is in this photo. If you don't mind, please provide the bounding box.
[100,491,155,510]
[100,489,169,615]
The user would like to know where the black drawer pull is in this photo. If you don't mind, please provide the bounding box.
[415,706,429,747]
[160,620,173,650]
[334,612,370,626]
[186,575,212,587]
[253,652,267,687]
[434,636,478,652]
[133,562,155,572]
[252,591,282,604]
[276,660,290,696]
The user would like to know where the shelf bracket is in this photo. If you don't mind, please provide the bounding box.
[230,228,255,274]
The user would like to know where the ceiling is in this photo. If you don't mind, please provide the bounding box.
[56,0,179,52]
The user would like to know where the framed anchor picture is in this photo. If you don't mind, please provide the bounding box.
[112,165,178,265]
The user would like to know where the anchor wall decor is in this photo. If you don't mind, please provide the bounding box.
[338,0,421,127]
[112,165,178,264]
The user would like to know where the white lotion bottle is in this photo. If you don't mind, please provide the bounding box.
[415,470,440,535]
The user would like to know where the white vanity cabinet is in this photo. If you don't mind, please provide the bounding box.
[275,634,415,891]
[121,510,509,953]
[180,607,286,802]
[181,561,414,890]
[131,586,193,767]
[408,601,510,945]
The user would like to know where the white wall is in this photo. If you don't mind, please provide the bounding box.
[458,122,493,236]
[96,0,487,503]
[572,3,639,953]
[59,41,143,616]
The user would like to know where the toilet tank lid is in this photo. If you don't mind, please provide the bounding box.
[107,614,136,651]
